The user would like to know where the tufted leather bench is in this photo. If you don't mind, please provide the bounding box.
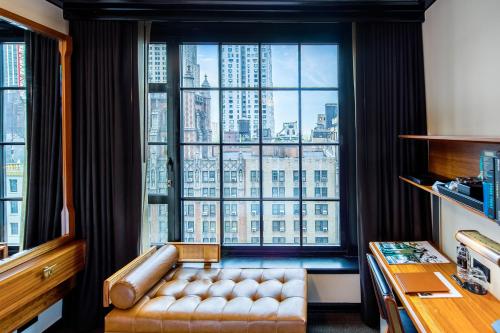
[104,244,307,333]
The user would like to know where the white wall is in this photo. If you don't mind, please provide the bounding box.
[308,274,361,303]
[0,0,68,34]
[423,0,500,299]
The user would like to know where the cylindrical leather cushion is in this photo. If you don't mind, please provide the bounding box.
[110,244,178,309]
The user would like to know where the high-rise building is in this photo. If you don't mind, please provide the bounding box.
[220,45,274,142]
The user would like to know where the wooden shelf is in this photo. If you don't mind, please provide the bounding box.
[400,176,499,225]
[399,135,500,143]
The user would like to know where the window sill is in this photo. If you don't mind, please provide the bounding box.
[184,256,359,274]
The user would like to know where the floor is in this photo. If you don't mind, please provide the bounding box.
[308,312,378,333]
[46,312,377,333]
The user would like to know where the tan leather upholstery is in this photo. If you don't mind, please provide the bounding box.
[105,267,307,333]
[110,245,178,309]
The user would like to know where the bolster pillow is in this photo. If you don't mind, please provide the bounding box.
[110,244,178,309]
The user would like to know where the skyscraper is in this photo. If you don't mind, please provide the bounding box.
[220,45,274,142]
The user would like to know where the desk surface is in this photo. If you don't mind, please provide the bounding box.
[370,242,500,333]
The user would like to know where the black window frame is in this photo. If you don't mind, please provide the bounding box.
[0,37,27,248]
[150,22,356,257]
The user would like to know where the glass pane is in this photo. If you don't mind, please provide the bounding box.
[148,43,167,83]
[264,91,298,143]
[148,92,167,143]
[263,201,299,246]
[148,204,168,244]
[183,201,219,243]
[147,145,168,195]
[261,44,298,88]
[301,91,338,143]
[223,146,259,198]
[181,44,218,88]
[222,201,259,245]
[302,145,339,199]
[182,90,219,143]
[183,145,220,198]
[5,200,22,245]
[3,90,26,142]
[301,44,338,88]
[2,43,26,87]
[262,146,299,198]
[4,145,24,198]
[304,201,340,246]
[222,44,259,88]
[222,90,258,143]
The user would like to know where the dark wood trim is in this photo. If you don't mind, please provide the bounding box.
[61,0,428,22]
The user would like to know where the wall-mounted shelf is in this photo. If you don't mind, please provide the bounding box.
[399,135,500,143]
[400,176,498,225]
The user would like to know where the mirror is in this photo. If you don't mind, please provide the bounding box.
[0,17,66,261]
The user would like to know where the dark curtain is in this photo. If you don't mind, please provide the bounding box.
[24,32,63,249]
[65,21,141,331]
[355,22,432,328]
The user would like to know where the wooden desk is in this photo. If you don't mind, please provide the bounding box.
[370,242,500,333]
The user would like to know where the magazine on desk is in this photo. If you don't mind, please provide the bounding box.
[376,241,450,264]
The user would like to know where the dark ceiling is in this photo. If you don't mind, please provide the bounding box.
[48,0,437,22]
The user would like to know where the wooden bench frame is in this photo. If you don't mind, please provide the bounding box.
[103,243,220,307]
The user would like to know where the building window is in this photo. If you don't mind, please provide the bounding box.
[272,220,285,232]
[315,237,329,244]
[10,201,18,214]
[315,220,328,232]
[10,223,18,235]
[173,39,345,250]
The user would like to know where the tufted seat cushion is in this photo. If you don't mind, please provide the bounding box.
[105,267,307,333]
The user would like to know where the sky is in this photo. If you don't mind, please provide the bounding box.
[184,43,338,140]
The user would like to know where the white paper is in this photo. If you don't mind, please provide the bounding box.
[418,272,463,298]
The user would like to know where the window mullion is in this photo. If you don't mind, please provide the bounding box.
[218,43,224,246]
[298,43,303,247]
[258,43,264,247]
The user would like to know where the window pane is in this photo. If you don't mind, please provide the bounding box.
[183,145,220,198]
[263,201,299,246]
[2,43,25,87]
[265,91,298,143]
[262,146,298,198]
[222,200,259,245]
[183,201,219,243]
[223,146,259,198]
[222,44,259,88]
[301,91,338,143]
[147,145,168,195]
[148,92,167,143]
[261,44,298,88]
[148,204,168,244]
[222,90,258,143]
[305,201,339,246]
[301,44,338,88]
[3,90,26,142]
[4,145,24,198]
[182,90,219,143]
[302,145,339,199]
[148,43,167,83]
[181,44,218,88]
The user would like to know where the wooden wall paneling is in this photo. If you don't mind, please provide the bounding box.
[0,241,85,323]
[429,141,500,179]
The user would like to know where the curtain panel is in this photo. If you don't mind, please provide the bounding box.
[24,32,63,249]
[355,22,432,328]
[66,20,142,331]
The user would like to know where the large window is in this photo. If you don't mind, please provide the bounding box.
[179,42,341,249]
[0,42,26,247]
[146,23,354,254]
